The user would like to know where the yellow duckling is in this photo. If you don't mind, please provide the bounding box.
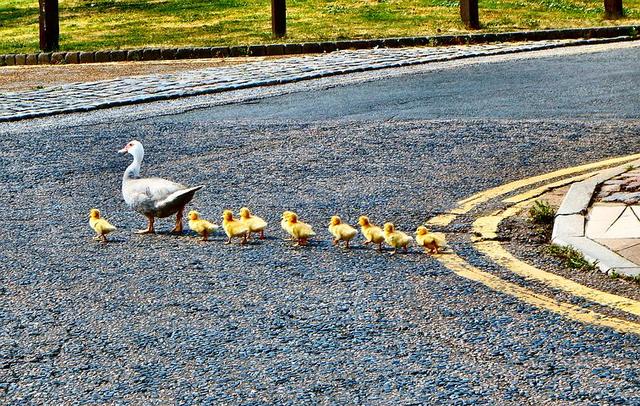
[358,216,385,251]
[188,210,219,241]
[328,216,358,249]
[286,212,316,246]
[222,210,249,244]
[383,222,413,254]
[239,207,268,240]
[415,226,448,255]
[89,208,116,242]
[281,210,296,240]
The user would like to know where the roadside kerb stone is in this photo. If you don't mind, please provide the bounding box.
[126,50,142,61]
[5,54,16,66]
[248,45,266,57]
[14,54,26,65]
[142,49,162,61]
[64,52,79,64]
[556,236,640,276]
[110,50,127,62]
[552,159,640,276]
[160,48,177,60]
[79,52,94,63]
[50,52,66,64]
[0,55,5,66]
[1,26,639,66]
[25,54,38,65]
[37,53,51,64]
[94,51,111,63]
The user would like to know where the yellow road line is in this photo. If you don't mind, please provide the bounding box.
[426,153,640,333]
[427,153,640,227]
[470,179,640,318]
[475,240,640,318]
[502,172,595,204]
[438,253,640,334]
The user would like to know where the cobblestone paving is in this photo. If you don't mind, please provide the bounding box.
[0,37,628,122]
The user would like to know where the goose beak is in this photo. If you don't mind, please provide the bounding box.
[118,147,128,154]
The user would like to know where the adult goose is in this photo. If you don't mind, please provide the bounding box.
[119,140,204,234]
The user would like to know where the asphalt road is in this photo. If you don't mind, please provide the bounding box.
[2,43,640,404]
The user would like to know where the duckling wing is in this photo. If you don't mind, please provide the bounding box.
[432,232,447,247]
[248,216,267,231]
[96,219,116,233]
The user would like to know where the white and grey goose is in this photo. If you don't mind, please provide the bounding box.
[119,140,204,234]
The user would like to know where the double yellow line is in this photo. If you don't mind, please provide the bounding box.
[428,153,640,334]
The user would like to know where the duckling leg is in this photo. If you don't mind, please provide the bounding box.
[332,238,339,246]
[224,236,232,245]
[259,230,265,240]
[100,234,108,243]
[136,215,155,234]
[171,207,184,234]
[202,231,209,242]
[345,240,351,249]
[403,245,409,253]
[241,233,248,245]
[377,242,383,252]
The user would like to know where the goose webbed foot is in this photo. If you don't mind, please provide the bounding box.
[136,215,155,234]
[170,207,184,234]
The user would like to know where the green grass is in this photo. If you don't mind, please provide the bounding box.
[1,0,639,53]
[546,244,599,271]
[528,200,556,225]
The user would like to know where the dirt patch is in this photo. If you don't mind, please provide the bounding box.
[0,56,291,92]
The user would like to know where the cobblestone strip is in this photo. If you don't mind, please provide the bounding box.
[0,37,632,122]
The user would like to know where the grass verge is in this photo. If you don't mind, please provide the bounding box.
[1,0,640,54]
[546,244,599,271]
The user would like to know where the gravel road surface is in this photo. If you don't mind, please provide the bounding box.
[2,42,640,404]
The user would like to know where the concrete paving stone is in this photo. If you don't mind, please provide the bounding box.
[617,245,640,265]
[594,238,640,252]
[586,205,640,238]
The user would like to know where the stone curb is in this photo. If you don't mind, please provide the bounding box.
[552,159,640,277]
[0,25,638,66]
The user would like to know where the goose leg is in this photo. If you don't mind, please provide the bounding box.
[171,207,184,234]
[136,215,155,234]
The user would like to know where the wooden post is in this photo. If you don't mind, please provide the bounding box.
[604,0,623,19]
[39,0,59,51]
[271,0,286,38]
[460,0,480,29]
